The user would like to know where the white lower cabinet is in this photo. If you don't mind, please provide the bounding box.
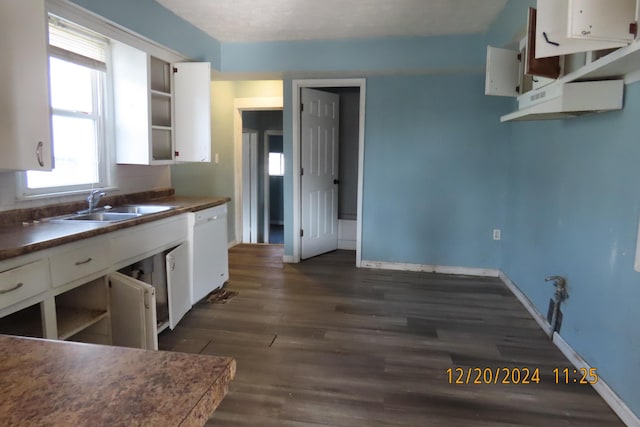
[109,272,158,350]
[109,242,190,350]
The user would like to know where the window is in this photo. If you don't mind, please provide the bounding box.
[269,152,285,176]
[22,17,110,196]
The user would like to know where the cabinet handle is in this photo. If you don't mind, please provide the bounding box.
[542,32,560,47]
[75,257,93,266]
[36,141,45,167]
[0,283,24,294]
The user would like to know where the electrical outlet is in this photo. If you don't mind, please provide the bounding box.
[493,229,501,241]
[214,153,219,164]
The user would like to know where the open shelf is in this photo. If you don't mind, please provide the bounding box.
[57,307,108,340]
[0,303,43,338]
[55,277,110,341]
[560,40,640,83]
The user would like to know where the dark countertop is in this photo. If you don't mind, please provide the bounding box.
[0,335,235,426]
[0,194,230,261]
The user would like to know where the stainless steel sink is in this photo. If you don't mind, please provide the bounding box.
[47,204,175,223]
[66,212,142,222]
[106,205,174,215]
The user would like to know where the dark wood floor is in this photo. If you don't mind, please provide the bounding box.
[159,245,623,426]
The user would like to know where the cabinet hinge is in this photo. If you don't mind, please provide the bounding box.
[175,151,180,157]
[301,168,304,176]
[517,53,522,61]
[515,85,520,94]
[630,22,638,37]
[300,103,304,112]
[300,229,304,237]
[173,66,178,73]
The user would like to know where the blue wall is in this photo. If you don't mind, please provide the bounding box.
[502,86,640,417]
[361,75,509,267]
[222,35,485,74]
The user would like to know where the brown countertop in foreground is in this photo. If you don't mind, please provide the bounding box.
[0,193,230,261]
[0,335,235,426]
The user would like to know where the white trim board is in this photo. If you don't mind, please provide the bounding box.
[552,333,639,427]
[499,272,639,427]
[291,79,366,266]
[360,260,499,277]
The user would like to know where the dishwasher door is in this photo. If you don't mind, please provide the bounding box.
[192,205,229,304]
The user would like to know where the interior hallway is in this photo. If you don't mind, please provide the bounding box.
[159,245,622,426]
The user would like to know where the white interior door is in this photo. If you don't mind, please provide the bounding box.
[242,131,259,243]
[166,243,190,329]
[300,88,340,259]
[109,272,158,350]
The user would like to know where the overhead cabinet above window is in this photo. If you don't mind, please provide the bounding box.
[112,42,211,165]
[0,0,53,172]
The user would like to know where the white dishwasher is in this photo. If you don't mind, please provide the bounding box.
[189,204,229,304]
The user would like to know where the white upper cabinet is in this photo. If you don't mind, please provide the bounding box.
[485,46,520,97]
[174,63,211,163]
[112,42,211,165]
[0,0,53,171]
[536,0,636,58]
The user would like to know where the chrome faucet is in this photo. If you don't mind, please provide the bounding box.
[87,189,106,212]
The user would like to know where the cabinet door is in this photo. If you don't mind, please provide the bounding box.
[166,243,190,329]
[173,62,211,163]
[109,272,158,350]
[485,47,519,97]
[536,0,631,58]
[0,0,53,171]
[526,8,561,79]
[568,0,635,42]
[112,41,153,165]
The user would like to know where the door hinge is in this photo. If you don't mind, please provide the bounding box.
[175,151,180,157]
[301,168,304,176]
[300,103,304,112]
[173,66,178,73]
[300,229,304,237]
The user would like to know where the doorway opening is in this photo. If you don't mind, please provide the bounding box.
[240,109,284,244]
[291,79,366,265]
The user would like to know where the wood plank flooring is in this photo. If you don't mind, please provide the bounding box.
[158,245,623,426]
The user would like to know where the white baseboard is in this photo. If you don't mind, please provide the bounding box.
[360,260,499,277]
[228,240,239,249]
[283,255,296,263]
[498,271,552,336]
[552,333,639,427]
[498,272,639,427]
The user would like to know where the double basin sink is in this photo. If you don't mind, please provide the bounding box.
[48,205,175,224]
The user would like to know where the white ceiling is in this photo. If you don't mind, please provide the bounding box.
[156,0,509,43]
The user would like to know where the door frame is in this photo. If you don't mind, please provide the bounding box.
[233,97,283,245]
[263,130,284,243]
[291,78,366,266]
[241,129,259,243]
